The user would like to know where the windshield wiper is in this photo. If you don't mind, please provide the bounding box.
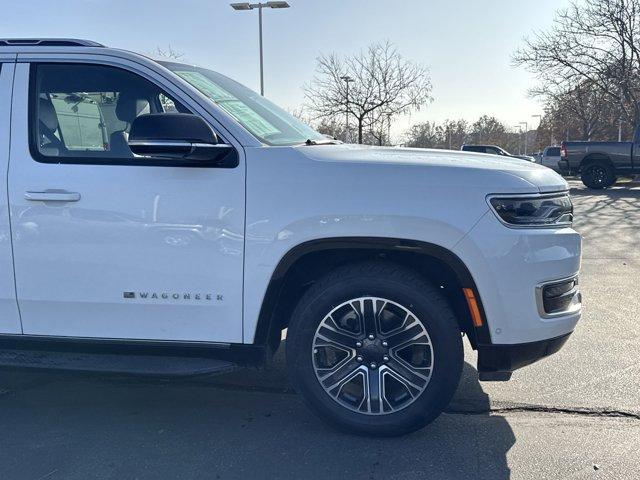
[304,138,342,146]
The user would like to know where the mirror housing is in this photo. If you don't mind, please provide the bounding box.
[128,114,236,165]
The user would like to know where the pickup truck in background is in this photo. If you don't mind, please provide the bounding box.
[560,127,640,188]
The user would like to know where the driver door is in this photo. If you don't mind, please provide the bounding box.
[8,59,245,343]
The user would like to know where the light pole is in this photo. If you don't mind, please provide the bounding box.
[532,114,542,151]
[519,121,529,155]
[386,112,392,146]
[618,117,623,141]
[618,84,623,141]
[231,2,290,96]
[513,125,522,155]
[340,75,354,143]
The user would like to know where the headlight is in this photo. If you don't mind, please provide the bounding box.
[488,193,573,227]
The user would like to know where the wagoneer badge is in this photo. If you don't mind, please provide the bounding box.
[123,291,223,301]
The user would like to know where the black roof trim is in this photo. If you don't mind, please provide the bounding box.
[0,38,104,47]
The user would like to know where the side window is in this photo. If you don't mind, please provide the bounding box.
[31,63,189,162]
[547,147,561,157]
[465,146,484,153]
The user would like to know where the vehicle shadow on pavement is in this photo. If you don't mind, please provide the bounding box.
[569,181,640,261]
[569,179,640,199]
[0,358,516,480]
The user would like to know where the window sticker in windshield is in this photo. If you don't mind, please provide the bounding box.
[175,71,279,138]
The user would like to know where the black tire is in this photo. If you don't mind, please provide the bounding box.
[581,161,616,189]
[286,261,463,436]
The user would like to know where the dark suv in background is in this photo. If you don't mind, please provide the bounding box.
[461,144,535,162]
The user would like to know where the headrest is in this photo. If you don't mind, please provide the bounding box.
[39,97,59,132]
[115,92,150,124]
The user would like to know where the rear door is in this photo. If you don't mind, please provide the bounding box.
[7,56,245,343]
[0,56,22,334]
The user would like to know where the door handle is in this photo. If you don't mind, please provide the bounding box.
[24,191,81,202]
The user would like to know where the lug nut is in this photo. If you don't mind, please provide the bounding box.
[383,355,389,362]
[356,356,363,362]
[313,348,318,354]
[355,341,362,348]
[370,362,377,369]
[368,334,375,340]
[382,341,388,347]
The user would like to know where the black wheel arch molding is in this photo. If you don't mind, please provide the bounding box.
[252,236,493,352]
[578,153,615,172]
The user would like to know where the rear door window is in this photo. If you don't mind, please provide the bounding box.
[546,147,561,156]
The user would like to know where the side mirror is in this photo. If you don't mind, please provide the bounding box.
[128,113,235,164]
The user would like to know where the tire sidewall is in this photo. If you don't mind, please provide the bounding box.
[582,162,614,189]
[287,273,463,436]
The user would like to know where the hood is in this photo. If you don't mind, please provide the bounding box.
[296,144,568,194]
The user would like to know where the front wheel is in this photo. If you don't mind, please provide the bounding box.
[286,261,463,436]
[581,162,616,189]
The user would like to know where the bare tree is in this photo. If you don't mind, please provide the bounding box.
[304,42,432,144]
[367,110,394,146]
[402,116,529,153]
[469,115,509,145]
[539,81,609,140]
[402,119,469,149]
[532,80,626,147]
[403,121,441,148]
[315,118,346,140]
[514,0,640,126]
[439,119,470,149]
[152,45,185,60]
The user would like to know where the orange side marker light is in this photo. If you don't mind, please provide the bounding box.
[462,288,484,327]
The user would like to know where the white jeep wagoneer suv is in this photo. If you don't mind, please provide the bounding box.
[0,39,581,435]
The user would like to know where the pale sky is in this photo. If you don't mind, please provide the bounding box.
[0,0,570,138]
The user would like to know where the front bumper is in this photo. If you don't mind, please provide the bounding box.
[454,210,582,345]
[453,203,581,380]
[477,332,572,381]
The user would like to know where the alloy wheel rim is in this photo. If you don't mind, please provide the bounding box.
[312,297,434,415]
[589,166,606,185]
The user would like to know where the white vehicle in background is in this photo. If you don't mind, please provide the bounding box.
[540,146,562,172]
[0,38,582,436]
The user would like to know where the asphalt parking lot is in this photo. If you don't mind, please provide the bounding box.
[0,179,638,480]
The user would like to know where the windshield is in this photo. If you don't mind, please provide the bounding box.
[160,61,325,146]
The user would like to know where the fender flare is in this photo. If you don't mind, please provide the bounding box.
[579,153,614,172]
[253,237,492,347]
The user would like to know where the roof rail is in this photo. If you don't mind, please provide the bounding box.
[0,38,104,47]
